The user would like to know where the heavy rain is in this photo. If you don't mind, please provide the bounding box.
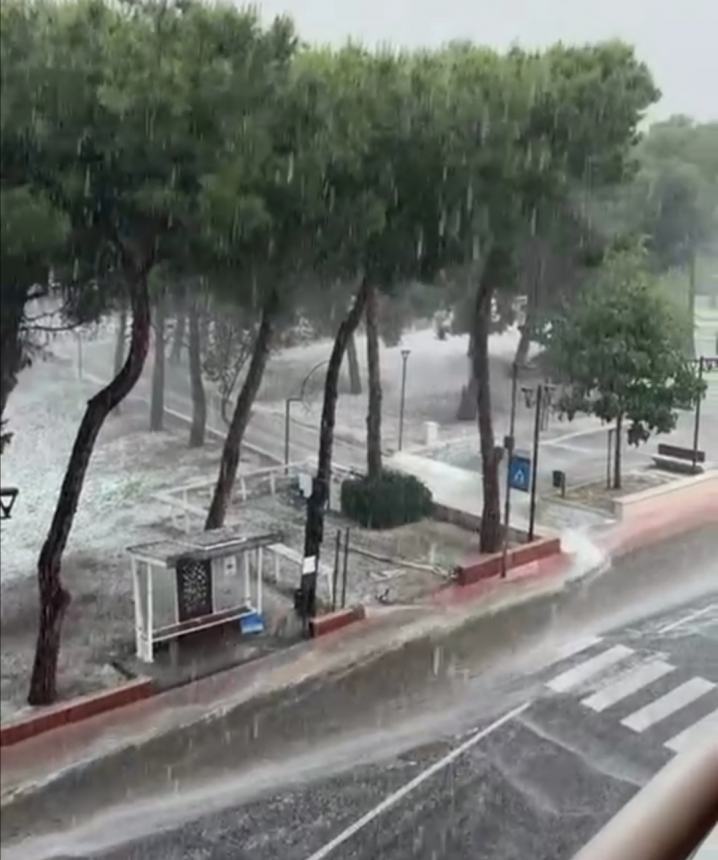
[1,1,717,858]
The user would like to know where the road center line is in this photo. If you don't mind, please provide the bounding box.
[304,702,530,860]
[657,603,718,634]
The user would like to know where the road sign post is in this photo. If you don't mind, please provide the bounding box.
[509,453,531,493]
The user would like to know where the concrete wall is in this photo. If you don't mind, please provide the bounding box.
[607,471,718,557]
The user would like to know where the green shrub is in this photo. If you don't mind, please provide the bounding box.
[341,470,433,529]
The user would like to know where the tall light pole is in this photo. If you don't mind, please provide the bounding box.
[521,382,555,542]
[692,355,717,472]
[398,348,411,451]
[501,362,520,577]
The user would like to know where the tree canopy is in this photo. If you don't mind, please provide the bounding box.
[544,247,704,487]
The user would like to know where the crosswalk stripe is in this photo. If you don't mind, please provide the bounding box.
[621,678,716,733]
[547,645,633,693]
[552,635,604,663]
[581,659,675,712]
[664,707,718,753]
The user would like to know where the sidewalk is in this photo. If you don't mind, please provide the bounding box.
[1,563,565,806]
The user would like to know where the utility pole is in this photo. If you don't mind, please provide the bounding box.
[501,362,519,577]
[692,356,704,474]
[528,384,542,542]
[398,349,411,451]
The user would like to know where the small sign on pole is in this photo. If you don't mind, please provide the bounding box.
[509,453,531,493]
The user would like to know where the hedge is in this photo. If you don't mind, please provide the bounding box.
[341,470,433,529]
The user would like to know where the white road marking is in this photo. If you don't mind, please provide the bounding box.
[664,707,718,753]
[303,702,530,860]
[552,635,603,663]
[621,678,716,732]
[544,424,616,446]
[547,645,633,693]
[657,603,718,634]
[581,659,675,712]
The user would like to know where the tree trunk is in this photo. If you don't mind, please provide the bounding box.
[28,260,152,705]
[514,322,531,368]
[304,279,370,562]
[113,307,127,378]
[150,294,166,432]
[613,413,623,491]
[169,306,185,365]
[474,250,504,554]
[188,300,206,448]
[346,332,362,395]
[365,283,382,480]
[456,333,478,420]
[205,293,278,530]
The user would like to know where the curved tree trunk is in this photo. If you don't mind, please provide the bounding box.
[346,332,362,395]
[113,306,127,378]
[304,278,370,564]
[205,292,278,530]
[474,250,504,554]
[150,294,166,432]
[188,300,206,448]
[365,283,382,480]
[28,259,152,705]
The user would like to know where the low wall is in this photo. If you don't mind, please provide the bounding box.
[607,471,718,556]
[0,678,153,748]
[309,605,366,638]
[455,536,562,586]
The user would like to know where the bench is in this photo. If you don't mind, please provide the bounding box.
[652,443,705,475]
[152,604,255,644]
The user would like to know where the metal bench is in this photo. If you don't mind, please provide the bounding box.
[652,443,705,475]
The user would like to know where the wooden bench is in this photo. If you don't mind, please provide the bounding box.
[652,443,705,475]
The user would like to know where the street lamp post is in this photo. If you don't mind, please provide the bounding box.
[691,354,717,472]
[501,362,520,577]
[398,348,411,451]
[528,384,543,542]
[692,356,704,474]
[521,382,555,543]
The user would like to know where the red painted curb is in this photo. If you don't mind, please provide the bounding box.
[455,536,561,586]
[0,678,154,748]
[310,605,366,638]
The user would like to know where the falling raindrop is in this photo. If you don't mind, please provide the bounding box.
[287,151,294,183]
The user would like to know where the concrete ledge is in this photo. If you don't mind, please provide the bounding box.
[310,605,366,638]
[612,470,718,520]
[433,502,481,532]
[0,678,154,748]
[455,537,562,586]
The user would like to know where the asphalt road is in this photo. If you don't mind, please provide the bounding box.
[9,525,710,860]
[81,592,715,860]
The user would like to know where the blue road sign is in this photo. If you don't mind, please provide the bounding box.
[509,453,531,492]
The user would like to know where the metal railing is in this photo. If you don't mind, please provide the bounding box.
[573,740,718,860]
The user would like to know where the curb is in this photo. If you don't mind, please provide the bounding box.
[454,536,562,586]
[310,605,366,637]
[0,678,154,748]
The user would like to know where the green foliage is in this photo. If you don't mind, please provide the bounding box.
[341,471,433,529]
[544,247,704,446]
